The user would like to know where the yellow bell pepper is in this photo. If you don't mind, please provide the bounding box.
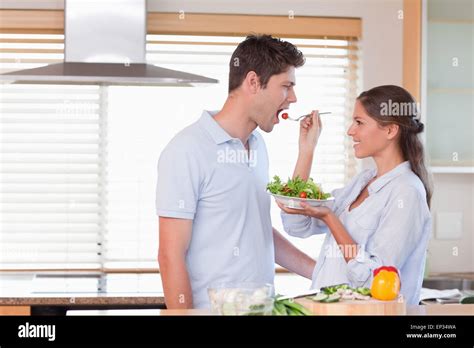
[371,266,401,301]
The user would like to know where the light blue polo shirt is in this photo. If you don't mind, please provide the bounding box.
[156,110,275,308]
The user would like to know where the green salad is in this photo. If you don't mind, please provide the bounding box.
[267,175,331,200]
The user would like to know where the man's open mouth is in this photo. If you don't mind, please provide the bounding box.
[275,109,285,123]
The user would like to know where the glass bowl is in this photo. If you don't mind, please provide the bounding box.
[207,282,274,315]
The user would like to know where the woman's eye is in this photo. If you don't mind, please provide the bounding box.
[356,120,362,125]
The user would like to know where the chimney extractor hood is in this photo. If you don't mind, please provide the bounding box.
[0,0,218,86]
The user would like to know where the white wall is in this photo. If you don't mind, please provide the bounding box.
[428,174,474,273]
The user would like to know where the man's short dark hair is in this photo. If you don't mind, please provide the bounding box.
[228,34,305,93]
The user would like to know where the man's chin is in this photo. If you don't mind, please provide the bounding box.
[258,124,274,133]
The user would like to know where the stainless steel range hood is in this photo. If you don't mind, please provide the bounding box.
[0,0,218,86]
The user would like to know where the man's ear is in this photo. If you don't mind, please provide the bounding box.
[244,71,260,93]
[386,123,400,140]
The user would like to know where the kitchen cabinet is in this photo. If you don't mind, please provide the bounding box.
[422,0,474,173]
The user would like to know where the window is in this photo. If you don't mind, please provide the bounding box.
[0,14,360,273]
[104,34,360,269]
[0,34,104,269]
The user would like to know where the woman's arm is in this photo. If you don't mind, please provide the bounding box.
[292,151,314,181]
[277,111,324,238]
[279,186,430,291]
[322,211,358,262]
[292,111,321,180]
[279,202,357,262]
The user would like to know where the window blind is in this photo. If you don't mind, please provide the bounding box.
[0,33,104,269]
[0,32,360,270]
[102,34,360,268]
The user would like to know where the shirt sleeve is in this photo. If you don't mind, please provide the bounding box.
[155,140,202,220]
[346,186,428,287]
[280,213,329,238]
[279,185,346,238]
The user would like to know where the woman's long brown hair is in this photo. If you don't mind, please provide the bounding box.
[357,85,432,208]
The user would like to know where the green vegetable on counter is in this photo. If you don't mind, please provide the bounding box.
[308,293,342,303]
[310,293,328,302]
[356,287,372,296]
[245,296,312,316]
[321,283,371,296]
[271,295,312,316]
[308,284,372,303]
[321,293,341,303]
[321,284,347,295]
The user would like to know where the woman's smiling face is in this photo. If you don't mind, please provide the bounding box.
[347,100,393,159]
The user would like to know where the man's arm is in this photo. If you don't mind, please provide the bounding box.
[273,227,316,280]
[158,217,193,309]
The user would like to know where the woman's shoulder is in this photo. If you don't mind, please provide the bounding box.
[391,169,426,197]
[330,168,375,200]
[386,169,430,214]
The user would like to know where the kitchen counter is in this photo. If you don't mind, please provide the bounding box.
[0,272,166,315]
[1,271,473,316]
[428,272,474,281]
[66,304,474,316]
[0,293,165,306]
[408,304,474,315]
[0,293,165,315]
[11,295,473,316]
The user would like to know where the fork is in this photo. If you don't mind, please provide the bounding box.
[281,111,331,121]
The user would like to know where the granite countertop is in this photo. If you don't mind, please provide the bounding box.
[1,272,472,307]
[0,273,165,306]
[0,293,165,306]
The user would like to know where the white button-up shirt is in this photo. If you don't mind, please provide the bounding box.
[281,161,432,304]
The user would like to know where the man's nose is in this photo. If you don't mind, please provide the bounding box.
[288,88,297,103]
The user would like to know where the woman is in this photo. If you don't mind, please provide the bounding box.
[279,85,432,305]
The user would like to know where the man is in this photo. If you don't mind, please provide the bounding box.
[156,35,318,309]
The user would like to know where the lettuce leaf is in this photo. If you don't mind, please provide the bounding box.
[266,175,331,199]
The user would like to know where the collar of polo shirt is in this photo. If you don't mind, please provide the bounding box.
[199,110,259,146]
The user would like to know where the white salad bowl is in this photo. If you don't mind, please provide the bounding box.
[269,193,335,209]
